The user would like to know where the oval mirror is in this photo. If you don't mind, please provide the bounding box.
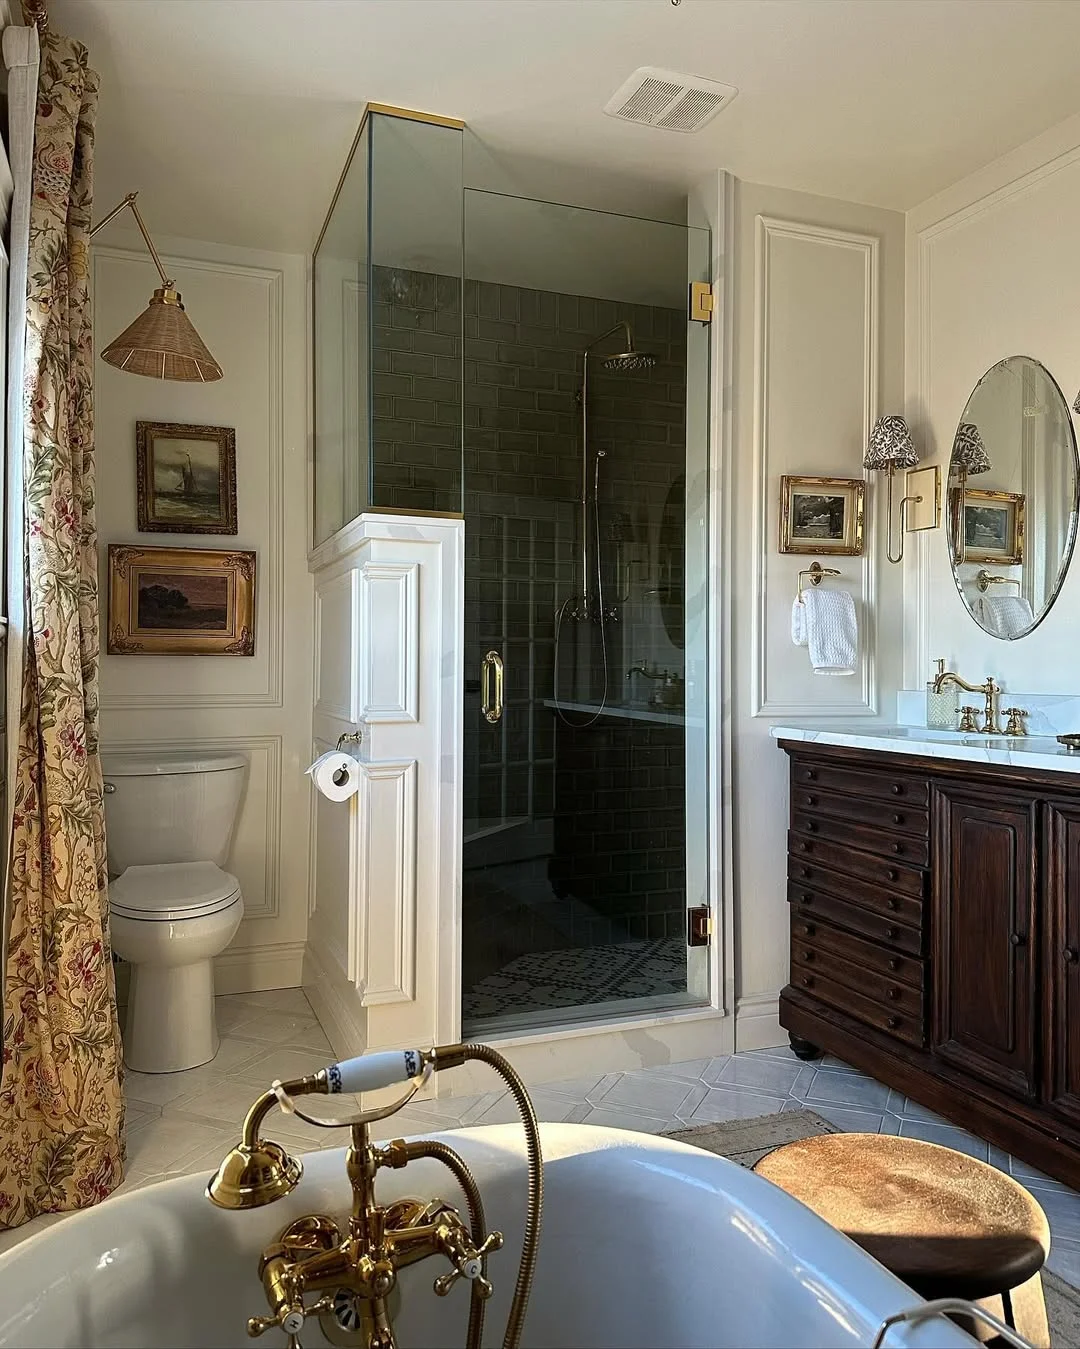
[947,355,1079,640]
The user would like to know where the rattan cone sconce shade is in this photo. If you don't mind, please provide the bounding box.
[101,286,222,382]
[92,193,223,383]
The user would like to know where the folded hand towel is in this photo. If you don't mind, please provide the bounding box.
[791,597,807,647]
[803,588,857,676]
[976,594,1035,640]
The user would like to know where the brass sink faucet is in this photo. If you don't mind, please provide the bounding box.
[207,1045,542,1349]
[932,667,1003,734]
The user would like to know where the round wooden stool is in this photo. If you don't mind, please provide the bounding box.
[753,1134,1051,1347]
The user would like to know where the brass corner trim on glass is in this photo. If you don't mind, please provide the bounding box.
[206,1044,542,1349]
[365,103,466,130]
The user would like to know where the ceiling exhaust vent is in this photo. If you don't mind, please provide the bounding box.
[603,67,737,134]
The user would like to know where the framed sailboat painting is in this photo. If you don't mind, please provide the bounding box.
[136,421,237,534]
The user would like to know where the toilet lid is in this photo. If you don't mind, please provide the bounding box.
[110,862,241,921]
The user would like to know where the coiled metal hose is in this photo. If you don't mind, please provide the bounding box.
[432,1043,543,1349]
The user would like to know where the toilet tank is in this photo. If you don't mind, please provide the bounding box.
[101,752,247,873]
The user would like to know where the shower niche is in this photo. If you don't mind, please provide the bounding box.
[313,106,712,1038]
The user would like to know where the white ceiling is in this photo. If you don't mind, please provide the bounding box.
[51,0,1080,254]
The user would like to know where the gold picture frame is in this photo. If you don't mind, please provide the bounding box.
[107,545,255,655]
[779,475,865,556]
[136,421,237,534]
[962,488,1025,565]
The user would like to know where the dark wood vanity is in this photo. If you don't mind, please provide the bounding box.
[779,737,1080,1189]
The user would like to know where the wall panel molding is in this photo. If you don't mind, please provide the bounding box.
[354,758,417,1005]
[96,249,286,711]
[103,733,283,920]
[750,216,879,717]
[359,562,419,723]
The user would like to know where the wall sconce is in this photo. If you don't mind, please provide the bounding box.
[90,192,222,382]
[862,415,940,564]
[950,421,991,564]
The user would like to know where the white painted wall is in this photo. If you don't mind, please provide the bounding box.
[729,181,906,1045]
[94,231,312,993]
[905,110,1080,695]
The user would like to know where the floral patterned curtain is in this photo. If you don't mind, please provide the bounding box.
[0,26,124,1229]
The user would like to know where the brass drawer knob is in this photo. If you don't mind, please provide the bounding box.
[892,842,903,854]
[888,958,900,971]
[801,950,814,962]
[886,868,899,882]
[887,1016,900,1030]
[886,987,900,1001]
[806,769,817,781]
[892,813,904,825]
[885,926,898,940]
[802,975,814,988]
[807,822,818,833]
[800,866,810,878]
[798,841,810,853]
[1065,947,1079,964]
[801,892,813,904]
[806,795,817,806]
[802,923,815,936]
[1010,931,1027,948]
[891,784,903,795]
[886,897,899,911]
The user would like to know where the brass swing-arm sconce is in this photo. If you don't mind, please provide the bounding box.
[862,415,940,563]
[90,192,223,382]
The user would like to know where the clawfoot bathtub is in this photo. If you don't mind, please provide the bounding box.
[0,1124,975,1348]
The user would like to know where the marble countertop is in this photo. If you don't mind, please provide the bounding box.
[771,724,1080,775]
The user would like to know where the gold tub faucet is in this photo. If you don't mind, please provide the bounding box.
[932,667,1003,734]
[207,1046,541,1349]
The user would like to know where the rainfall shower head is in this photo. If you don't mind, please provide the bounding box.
[601,349,656,372]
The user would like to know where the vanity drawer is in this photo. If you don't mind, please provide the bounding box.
[787,857,923,928]
[791,968,926,1048]
[792,786,929,839]
[792,810,930,867]
[792,760,930,809]
[787,881,925,955]
[788,831,926,898]
[790,913,925,989]
[791,937,924,1017]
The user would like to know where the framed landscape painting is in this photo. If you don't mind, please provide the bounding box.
[962,488,1025,565]
[779,475,865,556]
[107,546,255,655]
[136,421,237,534]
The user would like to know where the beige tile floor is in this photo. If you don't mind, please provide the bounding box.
[3,986,1080,1294]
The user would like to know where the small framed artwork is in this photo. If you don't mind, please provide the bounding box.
[136,421,237,534]
[107,546,255,655]
[779,475,865,556]
[962,489,1025,564]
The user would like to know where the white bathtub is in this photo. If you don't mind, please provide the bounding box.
[0,1124,973,1348]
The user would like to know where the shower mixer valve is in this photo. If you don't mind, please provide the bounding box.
[206,1045,543,1349]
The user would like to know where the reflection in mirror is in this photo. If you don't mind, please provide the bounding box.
[947,355,1079,640]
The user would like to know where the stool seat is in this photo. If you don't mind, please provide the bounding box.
[753,1133,1050,1302]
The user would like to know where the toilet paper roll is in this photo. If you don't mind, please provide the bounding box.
[306,751,361,802]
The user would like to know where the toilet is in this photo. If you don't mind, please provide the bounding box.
[102,751,247,1074]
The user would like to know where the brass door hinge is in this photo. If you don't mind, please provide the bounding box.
[688,906,712,947]
[689,281,714,323]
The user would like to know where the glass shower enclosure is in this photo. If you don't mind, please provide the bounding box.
[313,107,711,1038]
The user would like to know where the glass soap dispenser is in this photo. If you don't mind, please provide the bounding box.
[926,657,957,729]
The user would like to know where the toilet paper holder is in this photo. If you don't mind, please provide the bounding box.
[336,730,363,751]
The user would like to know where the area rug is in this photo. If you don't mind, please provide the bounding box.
[665,1109,1080,1348]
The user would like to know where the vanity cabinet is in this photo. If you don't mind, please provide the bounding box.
[932,787,1038,1099]
[779,740,1080,1189]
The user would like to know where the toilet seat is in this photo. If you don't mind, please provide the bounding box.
[110,861,241,922]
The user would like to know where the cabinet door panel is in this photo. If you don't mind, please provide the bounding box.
[1046,803,1080,1125]
[932,786,1038,1098]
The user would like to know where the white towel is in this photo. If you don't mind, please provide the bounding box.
[791,597,807,647]
[975,594,1034,640]
[803,587,857,676]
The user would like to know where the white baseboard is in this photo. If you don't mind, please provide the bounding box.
[302,937,366,1058]
[213,940,306,995]
[734,991,784,1052]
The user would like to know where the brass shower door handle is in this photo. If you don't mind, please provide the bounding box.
[481,650,504,724]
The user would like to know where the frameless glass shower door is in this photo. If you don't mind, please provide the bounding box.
[460,191,711,1035]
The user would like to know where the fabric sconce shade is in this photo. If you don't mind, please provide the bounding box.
[952,422,992,475]
[91,192,222,382]
[863,415,921,564]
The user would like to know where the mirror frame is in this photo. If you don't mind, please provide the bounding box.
[947,354,1080,641]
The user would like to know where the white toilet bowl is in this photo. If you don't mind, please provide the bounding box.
[110,862,243,1073]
